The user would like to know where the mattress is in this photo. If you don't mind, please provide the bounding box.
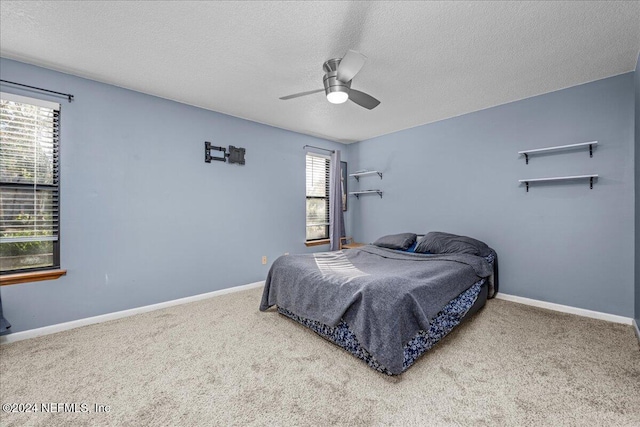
[278,278,487,375]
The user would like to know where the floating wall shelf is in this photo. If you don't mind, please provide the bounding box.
[350,190,383,199]
[519,174,598,192]
[350,169,383,200]
[349,170,383,181]
[519,141,597,164]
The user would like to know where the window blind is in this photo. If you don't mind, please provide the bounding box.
[1,93,60,272]
[305,153,330,241]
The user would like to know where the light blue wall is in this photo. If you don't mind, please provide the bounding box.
[635,53,640,324]
[0,57,636,332]
[347,73,635,317]
[0,58,351,333]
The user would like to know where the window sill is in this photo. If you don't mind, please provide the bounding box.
[305,239,330,247]
[0,269,67,286]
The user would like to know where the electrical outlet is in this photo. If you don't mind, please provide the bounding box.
[262,256,267,265]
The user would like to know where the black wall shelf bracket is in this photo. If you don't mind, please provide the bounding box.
[349,170,383,182]
[349,190,383,199]
[519,174,597,192]
[519,141,597,164]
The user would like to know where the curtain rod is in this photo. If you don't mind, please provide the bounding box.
[303,145,335,153]
[0,80,74,103]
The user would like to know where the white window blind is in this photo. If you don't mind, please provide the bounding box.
[305,153,330,241]
[1,92,60,272]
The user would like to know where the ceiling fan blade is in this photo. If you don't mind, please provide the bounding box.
[336,50,367,83]
[349,89,380,110]
[279,89,324,100]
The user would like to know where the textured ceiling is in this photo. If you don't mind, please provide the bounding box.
[1,1,639,143]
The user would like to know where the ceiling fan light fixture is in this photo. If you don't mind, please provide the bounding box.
[279,51,380,110]
[327,90,349,104]
[324,68,350,104]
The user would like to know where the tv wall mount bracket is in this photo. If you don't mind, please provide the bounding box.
[204,141,246,165]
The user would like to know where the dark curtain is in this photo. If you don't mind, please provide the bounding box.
[329,150,346,251]
[0,291,11,335]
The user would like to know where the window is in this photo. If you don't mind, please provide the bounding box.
[1,92,60,274]
[306,153,330,241]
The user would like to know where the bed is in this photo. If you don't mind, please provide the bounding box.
[260,232,498,375]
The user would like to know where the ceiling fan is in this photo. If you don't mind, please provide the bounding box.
[279,50,381,110]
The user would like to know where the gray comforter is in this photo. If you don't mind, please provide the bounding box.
[259,245,493,374]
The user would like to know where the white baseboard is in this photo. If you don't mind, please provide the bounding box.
[2,283,633,344]
[0,281,265,345]
[495,293,633,325]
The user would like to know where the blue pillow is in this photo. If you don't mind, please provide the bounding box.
[404,242,418,253]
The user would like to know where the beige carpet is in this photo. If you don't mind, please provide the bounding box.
[1,286,639,427]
